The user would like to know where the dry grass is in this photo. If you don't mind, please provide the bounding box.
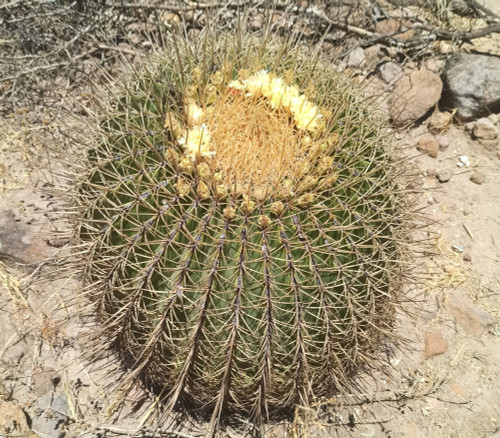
[0,262,29,308]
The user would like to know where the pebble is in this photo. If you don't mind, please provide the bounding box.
[488,114,499,125]
[424,331,448,359]
[346,47,366,68]
[457,155,471,168]
[426,168,437,177]
[32,366,60,397]
[32,392,69,438]
[416,138,439,158]
[436,40,454,55]
[463,252,472,262]
[379,61,403,84]
[428,111,453,134]
[364,45,382,70]
[424,56,445,73]
[0,209,50,264]
[445,291,497,336]
[0,400,37,437]
[469,170,486,185]
[375,18,415,41]
[443,264,455,274]
[436,169,452,183]
[448,381,466,396]
[436,135,449,150]
[464,121,475,132]
[472,117,499,140]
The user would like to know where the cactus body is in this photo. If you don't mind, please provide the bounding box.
[79,34,409,424]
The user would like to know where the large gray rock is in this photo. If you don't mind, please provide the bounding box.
[442,54,500,121]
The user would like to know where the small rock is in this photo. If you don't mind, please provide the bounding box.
[426,168,437,177]
[389,70,443,126]
[463,252,472,262]
[448,381,466,396]
[442,54,500,121]
[436,135,449,150]
[379,62,403,84]
[464,121,476,132]
[469,170,486,185]
[428,111,453,134]
[346,47,366,68]
[472,117,499,140]
[443,264,455,274]
[488,113,499,125]
[33,392,69,438]
[364,45,382,69]
[375,18,415,41]
[445,291,497,336]
[32,366,60,397]
[457,155,471,168]
[424,57,445,73]
[0,400,32,437]
[436,40,454,55]
[436,169,452,183]
[416,138,439,158]
[0,209,50,264]
[424,331,448,359]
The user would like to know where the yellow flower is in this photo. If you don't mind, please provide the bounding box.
[185,101,204,126]
[290,95,321,132]
[244,70,273,96]
[236,70,321,133]
[228,79,245,91]
[277,84,300,109]
[178,125,214,160]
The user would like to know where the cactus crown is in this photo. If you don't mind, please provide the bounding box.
[77,30,412,434]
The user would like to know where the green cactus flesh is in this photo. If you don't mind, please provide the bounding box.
[79,36,408,421]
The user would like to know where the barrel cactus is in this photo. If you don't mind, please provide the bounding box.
[76,31,411,431]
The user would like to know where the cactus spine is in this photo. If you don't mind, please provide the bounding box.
[77,32,411,429]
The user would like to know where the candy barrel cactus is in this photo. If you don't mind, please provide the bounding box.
[76,32,412,429]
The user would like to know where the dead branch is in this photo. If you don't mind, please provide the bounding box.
[308,6,500,49]
[0,48,99,84]
[105,1,253,13]
[386,0,500,21]
[415,22,500,42]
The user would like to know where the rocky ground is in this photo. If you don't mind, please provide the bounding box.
[0,1,500,437]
